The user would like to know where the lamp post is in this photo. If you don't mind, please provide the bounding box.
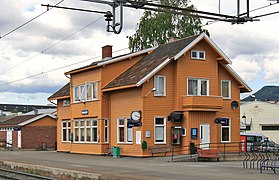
[242,113,246,132]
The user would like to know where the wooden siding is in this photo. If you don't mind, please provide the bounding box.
[55,38,244,156]
[182,95,223,111]
[109,88,143,156]
[56,99,71,152]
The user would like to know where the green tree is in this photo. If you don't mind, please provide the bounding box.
[128,0,208,52]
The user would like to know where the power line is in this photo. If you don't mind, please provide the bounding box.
[0,47,128,87]
[0,16,103,75]
[0,0,64,39]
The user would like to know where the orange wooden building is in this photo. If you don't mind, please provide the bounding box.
[49,33,251,156]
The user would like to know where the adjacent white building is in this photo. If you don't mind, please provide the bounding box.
[240,101,279,143]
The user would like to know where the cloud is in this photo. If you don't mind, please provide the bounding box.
[231,55,263,82]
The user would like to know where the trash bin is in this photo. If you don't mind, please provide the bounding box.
[113,147,120,158]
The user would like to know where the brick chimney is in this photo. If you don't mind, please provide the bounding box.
[102,45,112,59]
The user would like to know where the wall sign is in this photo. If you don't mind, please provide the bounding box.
[127,119,142,128]
[81,110,88,115]
[191,128,198,140]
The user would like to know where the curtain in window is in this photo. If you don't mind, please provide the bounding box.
[222,81,229,97]
[86,84,92,101]
[188,79,197,95]
[93,82,98,99]
[154,76,165,95]
[127,127,133,142]
[155,126,164,142]
[201,80,208,95]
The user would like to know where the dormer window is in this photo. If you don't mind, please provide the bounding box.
[191,50,205,60]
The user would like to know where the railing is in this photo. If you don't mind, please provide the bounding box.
[171,141,279,162]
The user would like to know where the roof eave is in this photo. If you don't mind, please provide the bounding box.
[48,95,70,101]
[136,57,173,87]
[65,47,156,75]
[174,33,232,65]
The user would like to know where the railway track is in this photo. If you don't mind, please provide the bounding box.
[0,168,56,180]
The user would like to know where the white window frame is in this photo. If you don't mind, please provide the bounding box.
[92,119,98,143]
[73,86,80,102]
[154,75,166,96]
[221,119,231,143]
[117,118,125,144]
[74,120,79,142]
[191,50,206,60]
[182,127,187,137]
[79,120,85,142]
[126,122,133,144]
[104,119,109,143]
[187,78,209,96]
[74,81,99,103]
[221,80,231,99]
[154,117,166,144]
[92,81,98,100]
[85,120,91,143]
[62,121,67,142]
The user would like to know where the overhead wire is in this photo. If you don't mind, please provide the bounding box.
[0,0,64,39]
[0,47,128,87]
[0,16,104,75]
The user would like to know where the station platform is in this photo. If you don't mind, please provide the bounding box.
[0,150,278,179]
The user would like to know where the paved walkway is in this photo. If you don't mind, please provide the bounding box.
[0,150,278,179]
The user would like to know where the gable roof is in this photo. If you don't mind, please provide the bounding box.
[48,82,70,101]
[103,34,199,90]
[103,33,239,91]
[0,114,56,127]
[65,47,156,75]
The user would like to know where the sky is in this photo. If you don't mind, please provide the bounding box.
[0,0,278,105]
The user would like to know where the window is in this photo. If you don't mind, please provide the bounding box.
[117,119,125,143]
[221,80,231,99]
[86,83,92,101]
[126,123,133,143]
[74,86,79,102]
[188,78,209,96]
[80,120,85,142]
[191,50,206,60]
[92,120,98,143]
[262,126,279,130]
[92,82,98,99]
[73,81,99,103]
[63,98,70,106]
[154,117,166,144]
[86,120,91,142]
[104,120,109,143]
[67,121,71,141]
[154,75,166,96]
[74,121,79,142]
[221,119,230,142]
[62,121,67,142]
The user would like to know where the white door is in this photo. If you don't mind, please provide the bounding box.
[6,130,12,147]
[200,124,210,149]
[17,131,21,148]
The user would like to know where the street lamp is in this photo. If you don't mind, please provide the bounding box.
[242,113,247,132]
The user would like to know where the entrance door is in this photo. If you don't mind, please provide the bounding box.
[6,130,12,147]
[200,124,210,149]
[17,131,21,148]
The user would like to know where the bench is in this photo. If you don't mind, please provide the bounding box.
[149,145,173,157]
[197,149,219,162]
[260,158,279,174]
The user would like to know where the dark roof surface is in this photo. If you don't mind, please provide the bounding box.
[0,114,42,126]
[48,83,70,100]
[103,35,198,89]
